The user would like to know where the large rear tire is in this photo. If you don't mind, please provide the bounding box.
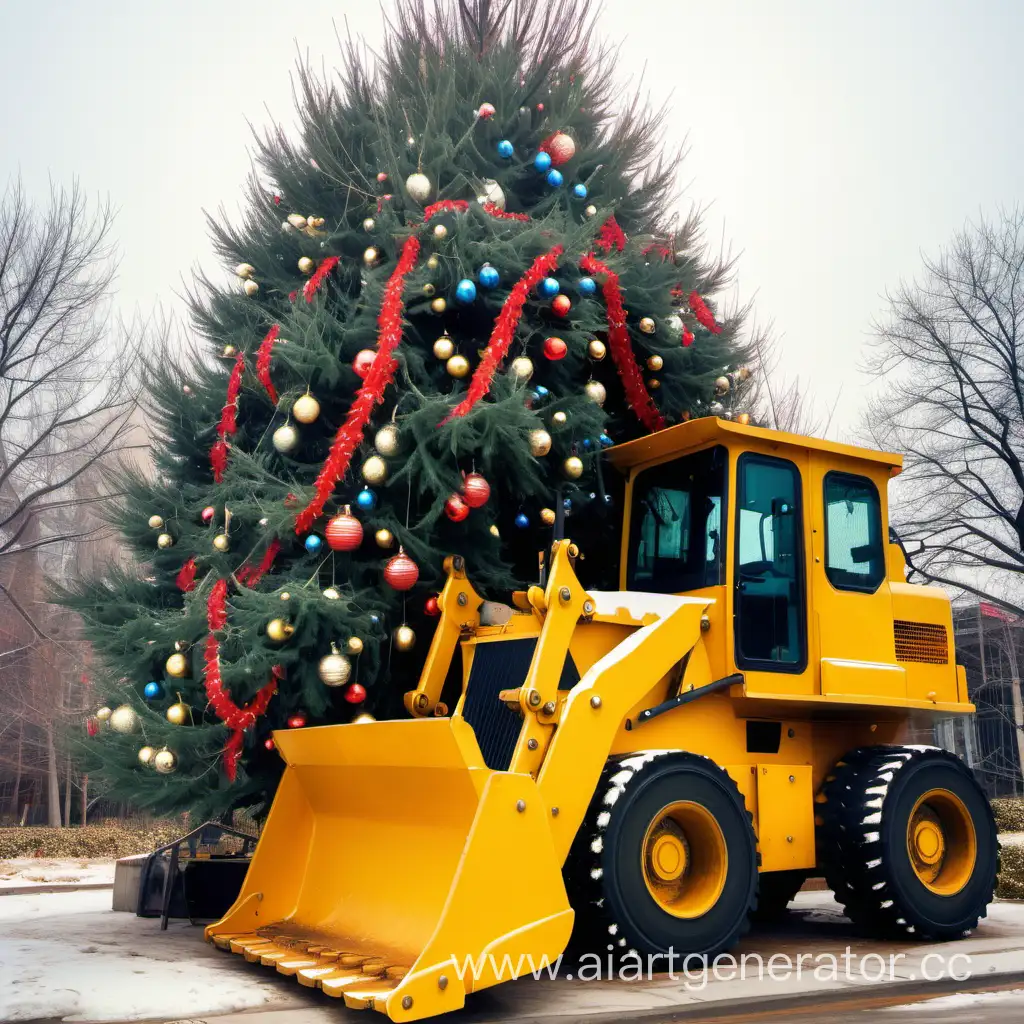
[565,751,758,958]
[818,745,997,940]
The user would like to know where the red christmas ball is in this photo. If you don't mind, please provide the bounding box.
[424,595,440,617]
[478,102,496,120]
[384,549,420,591]
[545,131,576,166]
[85,717,99,738]
[543,336,568,361]
[445,493,470,522]
[353,348,376,379]
[344,682,367,705]
[201,505,215,524]
[287,713,307,729]
[462,472,491,508]
[326,511,363,551]
[376,171,388,183]
[263,737,275,751]
[551,294,571,317]
[536,103,545,112]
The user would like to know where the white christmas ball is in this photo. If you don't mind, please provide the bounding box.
[405,172,432,204]
[273,424,299,453]
[477,179,505,211]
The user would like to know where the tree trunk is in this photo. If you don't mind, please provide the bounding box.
[45,722,61,827]
[80,774,88,827]
[63,756,72,826]
[8,722,23,819]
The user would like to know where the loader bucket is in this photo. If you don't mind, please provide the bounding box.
[206,717,573,1021]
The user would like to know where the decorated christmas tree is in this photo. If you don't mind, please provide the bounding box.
[64,0,754,818]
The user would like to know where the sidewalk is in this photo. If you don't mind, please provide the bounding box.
[1,887,1021,1023]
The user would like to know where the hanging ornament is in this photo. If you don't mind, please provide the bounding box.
[540,508,556,526]
[157,532,174,550]
[551,295,571,317]
[585,204,597,218]
[489,523,500,537]
[511,356,534,381]
[546,169,563,188]
[363,216,376,231]
[352,348,376,379]
[243,280,259,297]
[148,514,164,529]
[362,455,388,484]
[715,375,731,395]
[552,410,568,426]
[374,423,401,457]
[599,433,614,448]
[647,354,664,371]
[166,700,190,725]
[477,179,506,210]
[266,618,295,642]
[585,380,607,406]
[539,277,560,299]
[545,132,577,166]
[318,645,352,687]
[326,507,363,551]
[736,412,751,425]
[445,493,470,522]
[221,344,237,359]
[384,548,419,591]
[165,652,188,678]
[287,713,307,729]
[543,336,568,360]
[345,682,368,705]
[432,224,448,241]
[572,183,588,200]
[529,428,552,456]
[273,423,299,453]
[323,586,341,600]
[363,246,379,266]
[235,263,255,279]
[478,265,500,289]
[109,705,139,734]
[427,254,440,270]
[347,636,364,654]
[213,533,229,552]
[423,283,436,297]
[304,534,323,554]
[405,172,432,204]
[96,706,112,722]
[478,102,496,120]
[264,737,276,751]
[515,512,530,528]
[563,455,584,479]
[497,139,514,158]
[293,393,320,424]
[376,171,388,182]
[588,339,607,360]
[144,681,163,700]
[462,472,490,508]
[447,354,470,378]
[682,328,695,348]
[356,487,377,510]
[431,297,448,314]
[298,256,315,275]
[153,749,177,774]
[433,332,455,360]
[738,365,753,381]
[374,527,394,548]
[201,505,215,524]
[665,314,684,339]
[424,596,440,617]
[648,378,661,389]
[455,279,477,304]
[534,151,552,173]
[138,746,155,766]
[578,277,597,295]
[639,317,656,334]
[394,624,416,651]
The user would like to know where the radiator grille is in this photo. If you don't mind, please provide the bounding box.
[893,620,949,664]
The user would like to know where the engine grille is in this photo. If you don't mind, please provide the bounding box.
[893,620,949,664]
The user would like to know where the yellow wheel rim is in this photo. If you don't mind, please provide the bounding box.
[906,788,977,895]
[641,801,728,918]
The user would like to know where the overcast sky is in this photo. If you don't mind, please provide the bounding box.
[3,0,1022,436]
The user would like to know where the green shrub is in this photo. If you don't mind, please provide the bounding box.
[997,843,1024,900]
[992,796,1024,834]
[0,823,184,860]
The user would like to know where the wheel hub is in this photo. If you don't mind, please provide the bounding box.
[650,831,688,882]
[912,818,944,866]
[906,788,977,895]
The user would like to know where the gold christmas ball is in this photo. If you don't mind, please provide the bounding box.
[166,701,189,725]
[422,283,435,296]
[292,393,320,424]
[322,586,341,600]
[213,533,229,552]
[540,508,556,526]
[109,704,139,734]
[394,624,416,651]
[298,256,315,275]
[318,650,352,687]
[375,528,394,549]
[374,424,401,457]
[272,423,299,453]
[266,618,294,643]
[447,354,470,378]
[352,713,377,724]
[433,333,455,360]
[235,263,255,279]
[737,365,752,382]
[648,378,661,389]
[647,354,664,371]
[563,455,584,480]
[243,279,259,297]
[552,410,568,426]
[489,524,500,538]
[714,375,730,396]
[347,636,364,655]
[511,356,534,381]
[585,204,597,218]
[148,514,164,529]
[138,746,155,766]
[153,748,177,774]
[222,344,237,358]
[287,213,308,229]
[432,224,448,241]
[363,246,378,265]
[736,412,751,426]
[362,454,388,484]
[405,172,433,203]
[427,254,440,270]
[431,297,447,314]
[529,428,552,457]
[639,316,656,334]
[310,216,325,229]
[166,652,188,678]
[156,532,174,550]
[363,217,375,232]
[280,591,291,601]
[584,380,607,406]
[588,339,607,361]
[96,706,112,722]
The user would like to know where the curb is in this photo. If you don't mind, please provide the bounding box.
[0,882,114,896]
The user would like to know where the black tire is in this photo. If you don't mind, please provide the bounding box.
[818,745,998,940]
[564,751,758,958]
[750,869,807,924]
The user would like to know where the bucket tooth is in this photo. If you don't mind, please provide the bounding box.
[259,947,295,966]
[321,970,388,998]
[276,957,320,976]
[297,965,346,987]
[229,936,270,954]
[212,932,252,951]
[343,978,401,1010]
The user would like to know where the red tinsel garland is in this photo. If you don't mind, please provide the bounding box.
[423,200,469,221]
[176,557,197,593]
[236,539,280,588]
[210,350,246,482]
[481,202,530,222]
[255,324,280,405]
[303,256,340,303]
[596,216,627,253]
[580,252,666,433]
[294,234,422,534]
[688,290,722,334]
[442,246,564,423]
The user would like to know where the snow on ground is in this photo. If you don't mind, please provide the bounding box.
[0,889,313,1022]
[881,989,1024,1011]
[0,858,116,889]
[1001,831,1024,847]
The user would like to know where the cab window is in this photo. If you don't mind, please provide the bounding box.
[824,472,885,593]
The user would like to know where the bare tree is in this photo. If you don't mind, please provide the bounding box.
[864,208,1024,616]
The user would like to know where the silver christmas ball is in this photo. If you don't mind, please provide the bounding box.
[272,424,299,453]
[374,424,401,457]
[405,172,432,204]
[318,650,352,687]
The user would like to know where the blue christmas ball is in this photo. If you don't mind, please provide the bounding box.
[563,498,573,513]
[583,438,593,450]
[369,613,381,626]
[515,512,530,529]
[305,534,323,554]
[144,681,162,701]
[573,183,588,199]
[497,139,514,159]
[546,169,564,188]
[356,488,377,510]
[578,276,597,295]
[534,151,552,173]
[478,265,500,289]
[455,279,477,304]
[599,433,613,448]
[534,385,549,398]
[539,277,560,298]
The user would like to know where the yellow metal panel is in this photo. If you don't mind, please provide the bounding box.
[756,765,816,872]
[821,659,907,698]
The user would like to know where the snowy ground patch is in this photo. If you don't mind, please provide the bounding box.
[880,988,1024,1011]
[0,889,314,1022]
[0,858,116,889]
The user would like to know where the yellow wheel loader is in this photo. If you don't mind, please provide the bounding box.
[207,418,998,1021]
